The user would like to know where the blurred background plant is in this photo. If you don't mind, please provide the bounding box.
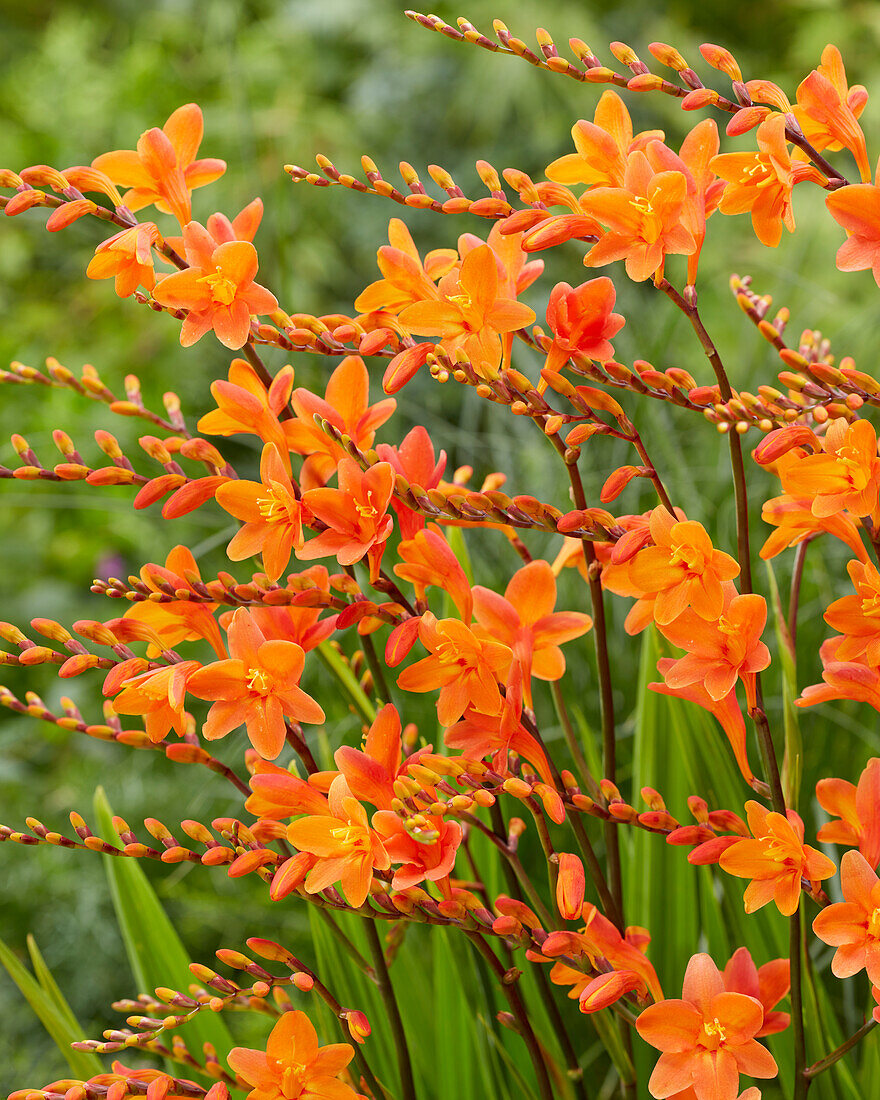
[4,0,880,1089]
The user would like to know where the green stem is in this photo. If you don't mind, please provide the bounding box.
[805,1018,878,1079]
[316,908,375,978]
[316,641,377,723]
[363,917,416,1100]
[359,629,392,706]
[791,905,808,1100]
[530,960,591,1100]
[550,680,601,800]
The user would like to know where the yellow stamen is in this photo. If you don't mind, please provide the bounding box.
[247,668,270,694]
[198,266,237,305]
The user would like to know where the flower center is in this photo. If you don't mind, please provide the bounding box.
[259,482,293,523]
[436,640,463,666]
[279,1062,307,1096]
[247,667,270,694]
[701,1017,727,1050]
[198,266,238,305]
[869,906,880,939]
[838,446,869,490]
[355,491,378,521]
[448,291,473,311]
[669,542,705,573]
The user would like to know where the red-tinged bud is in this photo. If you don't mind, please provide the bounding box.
[638,810,678,831]
[688,835,741,864]
[162,475,230,518]
[556,852,585,919]
[541,930,587,958]
[600,465,642,503]
[472,789,496,808]
[628,74,664,91]
[608,802,638,823]
[497,1011,519,1032]
[204,1086,230,1100]
[726,106,772,137]
[54,463,90,480]
[133,473,186,510]
[502,777,532,799]
[707,810,748,835]
[681,89,720,110]
[688,385,720,405]
[383,342,433,394]
[534,783,566,824]
[493,914,524,939]
[579,970,642,1013]
[45,199,97,231]
[343,1009,371,1043]
[86,467,140,486]
[468,197,513,217]
[292,971,314,992]
[270,852,313,900]
[666,824,714,845]
[699,43,742,81]
[522,214,600,252]
[640,787,665,811]
[358,328,393,356]
[385,616,421,667]
[753,425,819,465]
[58,654,101,678]
[600,779,621,801]
[688,796,709,822]
[4,189,46,215]
[165,744,210,765]
[30,618,71,643]
[496,896,543,929]
[201,847,234,866]
[501,209,547,236]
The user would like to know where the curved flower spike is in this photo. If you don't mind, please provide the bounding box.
[92,103,225,226]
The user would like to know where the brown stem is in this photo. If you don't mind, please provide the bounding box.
[465,931,557,1100]
[284,720,319,774]
[788,540,808,647]
[630,430,675,514]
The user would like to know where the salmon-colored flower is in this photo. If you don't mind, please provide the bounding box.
[457,220,545,301]
[813,850,880,985]
[722,948,790,1038]
[215,443,306,582]
[816,757,880,867]
[92,103,225,226]
[152,221,278,348]
[106,660,200,743]
[227,1009,358,1100]
[826,181,880,285]
[334,703,415,811]
[579,152,696,282]
[781,417,880,518]
[225,568,338,653]
[376,426,446,539]
[188,608,325,760]
[823,559,880,665]
[399,243,535,378]
[793,45,870,183]
[627,507,740,626]
[354,217,458,317]
[372,809,462,892]
[298,458,395,582]
[544,278,625,370]
[711,114,824,247]
[636,952,777,1100]
[443,708,552,784]
[394,526,473,622]
[719,800,836,915]
[798,636,880,713]
[86,222,160,296]
[397,613,511,726]
[659,593,771,710]
[165,196,264,254]
[472,559,592,708]
[287,356,396,489]
[197,359,296,473]
[545,90,664,188]
[286,774,390,907]
[759,492,868,562]
[649,658,754,784]
[120,544,225,658]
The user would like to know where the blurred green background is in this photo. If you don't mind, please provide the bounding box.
[3,0,880,1092]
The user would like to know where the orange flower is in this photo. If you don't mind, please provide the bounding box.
[227,567,338,653]
[397,613,511,726]
[92,103,225,226]
[780,417,880,518]
[793,45,870,183]
[823,559,880,665]
[457,220,545,301]
[105,660,200,743]
[152,221,278,348]
[215,443,306,582]
[86,222,160,296]
[227,1009,358,1100]
[636,952,777,1100]
[798,637,880,713]
[334,703,411,811]
[826,181,880,285]
[579,152,696,282]
[444,707,553,784]
[545,89,664,188]
[711,114,824,247]
[121,544,225,658]
[298,458,395,582]
[759,492,868,562]
[287,355,396,489]
[394,526,473,622]
[816,757,880,867]
[659,593,770,710]
[471,559,592,708]
[722,948,790,1038]
[376,426,446,539]
[372,809,462,891]
[286,774,390,907]
[627,507,740,625]
[188,608,324,760]
[544,278,625,369]
[719,800,836,915]
[197,358,296,473]
[354,216,458,317]
[649,658,755,784]
[165,196,264,254]
[813,850,880,985]
[399,243,535,378]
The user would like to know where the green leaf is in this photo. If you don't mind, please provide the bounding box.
[0,933,102,1079]
[92,786,234,1074]
[765,558,803,811]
